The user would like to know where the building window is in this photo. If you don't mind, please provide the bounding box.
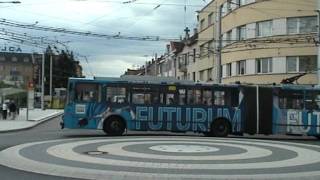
[286,56,317,73]
[207,68,213,81]
[221,3,228,17]
[287,16,317,34]
[200,44,205,57]
[11,56,18,62]
[199,70,205,81]
[237,25,246,40]
[23,57,30,63]
[287,57,298,72]
[256,58,272,74]
[0,56,5,61]
[200,19,205,31]
[226,1,232,13]
[237,60,246,75]
[299,56,316,72]
[208,40,214,55]
[226,30,232,45]
[208,13,213,26]
[192,72,196,82]
[193,48,196,63]
[238,0,247,6]
[257,20,273,37]
[226,63,232,77]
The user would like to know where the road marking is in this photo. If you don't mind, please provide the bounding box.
[149,144,219,153]
[46,139,319,169]
[1,137,320,180]
[97,140,271,160]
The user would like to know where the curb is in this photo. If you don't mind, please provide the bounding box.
[0,112,64,133]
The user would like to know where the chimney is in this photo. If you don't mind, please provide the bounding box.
[193,28,198,35]
[166,44,170,54]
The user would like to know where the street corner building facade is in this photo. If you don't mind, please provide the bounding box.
[124,0,317,85]
[0,51,34,88]
[206,0,317,85]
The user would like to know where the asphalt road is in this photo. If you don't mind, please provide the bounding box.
[0,116,100,180]
[0,116,320,180]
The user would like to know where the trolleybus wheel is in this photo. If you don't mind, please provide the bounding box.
[211,118,230,137]
[103,116,125,136]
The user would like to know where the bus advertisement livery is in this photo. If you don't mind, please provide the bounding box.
[61,76,320,138]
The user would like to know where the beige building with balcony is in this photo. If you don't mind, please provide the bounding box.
[190,0,318,84]
[132,0,318,85]
[217,0,317,84]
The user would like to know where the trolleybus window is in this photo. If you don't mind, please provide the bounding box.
[165,85,177,105]
[75,83,99,102]
[178,89,186,105]
[226,89,239,107]
[203,89,213,106]
[213,89,239,107]
[132,92,151,105]
[214,91,225,106]
[187,89,201,105]
[166,93,175,105]
[305,91,320,110]
[279,91,304,109]
[131,85,158,105]
[106,86,127,104]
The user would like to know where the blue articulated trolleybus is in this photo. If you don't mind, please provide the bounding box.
[61,76,320,138]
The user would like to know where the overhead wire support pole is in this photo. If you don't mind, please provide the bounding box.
[317,3,320,85]
[216,4,222,84]
[49,52,53,107]
[41,53,45,110]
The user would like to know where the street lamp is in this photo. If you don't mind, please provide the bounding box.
[0,1,21,3]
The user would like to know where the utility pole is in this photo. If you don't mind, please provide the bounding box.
[144,55,148,76]
[215,5,223,84]
[317,1,320,85]
[49,52,53,107]
[41,53,45,110]
[154,53,157,76]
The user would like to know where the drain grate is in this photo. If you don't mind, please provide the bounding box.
[84,151,108,155]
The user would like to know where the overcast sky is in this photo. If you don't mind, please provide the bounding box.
[0,0,208,77]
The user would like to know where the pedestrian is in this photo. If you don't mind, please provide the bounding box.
[0,105,2,120]
[9,100,17,120]
[2,102,7,120]
[16,104,19,115]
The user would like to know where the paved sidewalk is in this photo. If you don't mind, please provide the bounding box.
[0,108,63,133]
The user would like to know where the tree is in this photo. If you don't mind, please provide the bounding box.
[43,46,82,94]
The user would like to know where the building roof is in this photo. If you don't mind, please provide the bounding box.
[0,52,33,64]
[123,68,145,76]
[170,41,184,54]
[186,33,198,46]
[198,0,215,13]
